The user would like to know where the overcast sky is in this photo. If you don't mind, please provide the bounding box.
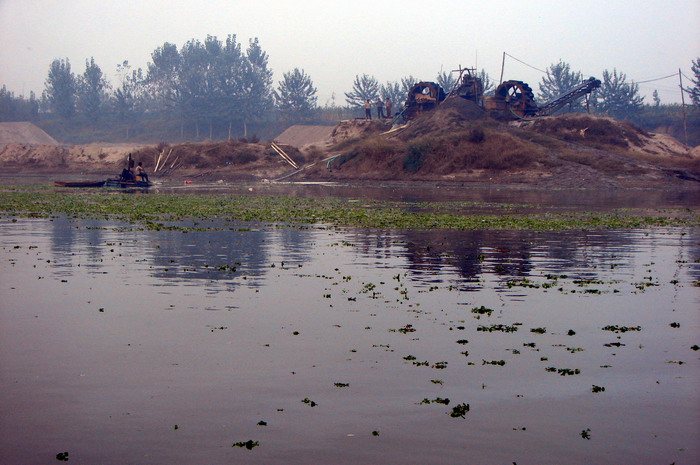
[1,0,698,105]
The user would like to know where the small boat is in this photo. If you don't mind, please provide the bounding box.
[104,178,151,188]
[54,180,106,188]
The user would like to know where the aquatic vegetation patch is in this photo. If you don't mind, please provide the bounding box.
[1,189,697,231]
[482,359,506,366]
[232,440,259,450]
[449,403,470,418]
[419,397,450,405]
[471,305,494,316]
[301,398,317,407]
[477,324,518,333]
[546,367,581,376]
[602,325,641,333]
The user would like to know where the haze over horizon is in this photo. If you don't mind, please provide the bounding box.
[1,0,698,106]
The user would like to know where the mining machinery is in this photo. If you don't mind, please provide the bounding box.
[402,67,600,120]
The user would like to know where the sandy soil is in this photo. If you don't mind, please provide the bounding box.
[1,108,698,188]
[0,122,59,145]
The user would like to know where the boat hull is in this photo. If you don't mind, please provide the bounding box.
[54,180,106,188]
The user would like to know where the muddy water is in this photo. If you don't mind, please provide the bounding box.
[1,217,698,465]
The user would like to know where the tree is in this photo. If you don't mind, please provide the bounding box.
[146,42,181,115]
[240,37,274,136]
[687,57,700,106]
[76,57,109,122]
[0,86,39,122]
[595,69,644,120]
[344,74,380,107]
[478,69,495,96]
[44,58,77,119]
[275,68,317,122]
[215,34,246,139]
[538,61,584,110]
[652,89,661,107]
[380,80,405,108]
[436,70,457,93]
[400,75,419,95]
[112,60,147,139]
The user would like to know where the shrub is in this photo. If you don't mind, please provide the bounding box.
[404,142,429,173]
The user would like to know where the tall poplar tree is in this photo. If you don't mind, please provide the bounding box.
[44,58,77,119]
[275,68,317,121]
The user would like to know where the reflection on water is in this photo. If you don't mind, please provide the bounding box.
[1,217,698,465]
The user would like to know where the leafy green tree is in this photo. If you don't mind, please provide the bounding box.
[652,89,661,107]
[400,75,419,95]
[44,58,77,119]
[0,86,39,122]
[538,61,584,110]
[595,69,644,120]
[113,60,146,123]
[240,38,274,137]
[177,38,211,136]
[146,42,181,114]
[436,71,457,93]
[215,34,246,139]
[380,81,405,108]
[345,74,380,107]
[687,57,700,106]
[275,68,317,121]
[77,57,110,122]
[478,69,495,96]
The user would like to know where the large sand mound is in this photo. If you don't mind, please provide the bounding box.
[0,122,59,145]
[274,125,335,149]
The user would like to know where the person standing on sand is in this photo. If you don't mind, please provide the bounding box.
[376,98,385,119]
[364,100,372,120]
[385,97,393,118]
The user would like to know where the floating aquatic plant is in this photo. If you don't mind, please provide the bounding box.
[232,440,259,450]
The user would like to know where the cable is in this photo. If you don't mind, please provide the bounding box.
[504,53,547,74]
[635,73,677,84]
[680,71,694,82]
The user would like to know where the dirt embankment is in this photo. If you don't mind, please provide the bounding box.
[298,99,700,188]
[1,105,698,188]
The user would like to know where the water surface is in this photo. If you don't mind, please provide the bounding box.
[1,217,698,464]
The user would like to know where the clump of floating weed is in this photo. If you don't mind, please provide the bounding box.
[471,305,493,317]
[449,403,470,418]
[232,440,259,450]
[602,325,641,333]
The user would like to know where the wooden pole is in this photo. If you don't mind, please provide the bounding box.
[499,51,506,84]
[679,69,689,146]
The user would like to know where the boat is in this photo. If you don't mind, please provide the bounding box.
[103,153,152,188]
[54,180,106,188]
[104,178,151,188]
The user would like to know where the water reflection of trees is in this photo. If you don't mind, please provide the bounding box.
[147,226,313,288]
[46,219,315,290]
[348,229,648,288]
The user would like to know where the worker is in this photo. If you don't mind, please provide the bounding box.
[364,100,372,120]
[385,97,393,118]
[376,98,385,119]
[135,162,149,182]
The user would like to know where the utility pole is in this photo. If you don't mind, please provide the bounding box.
[678,69,688,146]
[499,52,506,84]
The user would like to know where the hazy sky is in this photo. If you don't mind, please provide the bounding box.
[1,0,698,105]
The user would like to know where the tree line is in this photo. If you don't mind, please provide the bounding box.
[0,33,698,142]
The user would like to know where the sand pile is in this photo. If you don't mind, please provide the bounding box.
[274,125,335,149]
[0,122,59,145]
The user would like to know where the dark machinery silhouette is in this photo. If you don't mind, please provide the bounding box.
[401,67,600,120]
